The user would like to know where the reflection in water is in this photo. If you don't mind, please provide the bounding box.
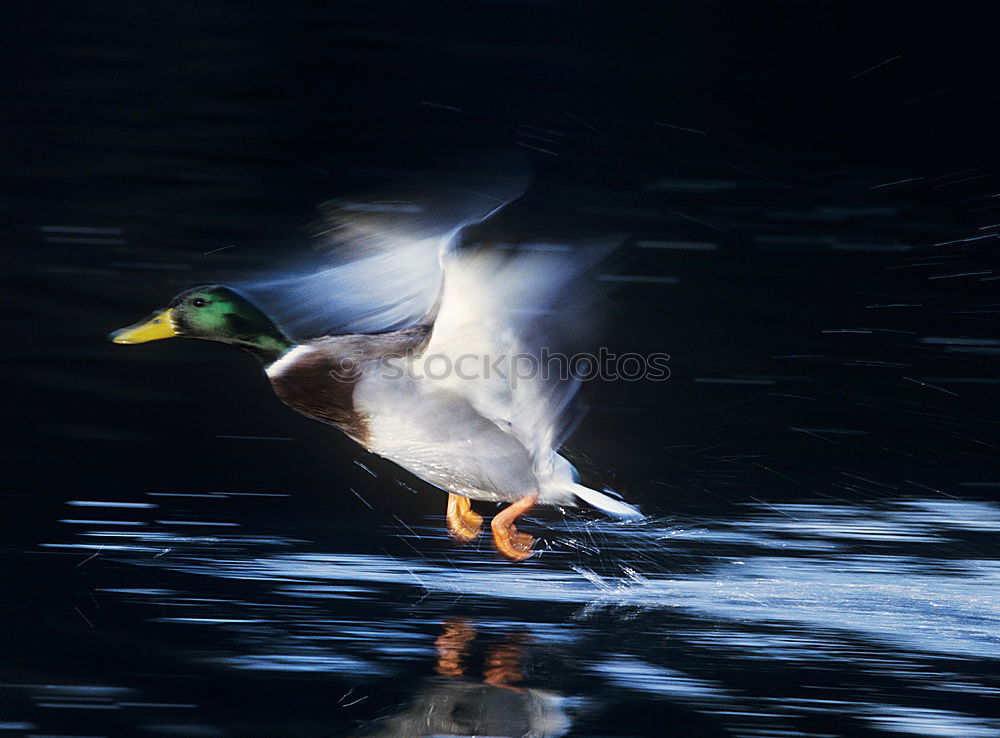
[20,495,1000,736]
[361,618,570,737]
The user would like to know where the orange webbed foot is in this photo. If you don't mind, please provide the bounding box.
[446,493,483,543]
[490,493,539,562]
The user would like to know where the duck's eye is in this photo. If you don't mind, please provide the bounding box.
[192,298,207,308]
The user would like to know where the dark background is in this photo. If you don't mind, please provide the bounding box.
[4,0,998,516]
[1,2,998,736]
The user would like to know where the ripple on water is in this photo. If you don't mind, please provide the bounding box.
[39,495,1000,737]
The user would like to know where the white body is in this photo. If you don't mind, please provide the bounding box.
[350,251,642,518]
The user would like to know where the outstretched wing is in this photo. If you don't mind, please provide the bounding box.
[353,241,618,499]
[236,155,530,338]
[235,156,619,488]
[414,241,617,469]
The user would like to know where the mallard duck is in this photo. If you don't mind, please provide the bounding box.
[110,213,640,561]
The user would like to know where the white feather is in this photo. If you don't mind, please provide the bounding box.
[249,176,638,516]
[356,246,640,517]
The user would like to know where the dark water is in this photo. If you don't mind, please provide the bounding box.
[3,2,999,736]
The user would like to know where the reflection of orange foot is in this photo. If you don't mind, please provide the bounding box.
[435,618,476,678]
[491,493,538,562]
[446,493,483,543]
[483,638,527,691]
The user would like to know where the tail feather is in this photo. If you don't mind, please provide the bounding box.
[570,484,644,521]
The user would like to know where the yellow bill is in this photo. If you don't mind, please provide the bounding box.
[110,308,177,344]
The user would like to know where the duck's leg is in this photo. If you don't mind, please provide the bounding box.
[490,492,539,562]
[446,493,483,543]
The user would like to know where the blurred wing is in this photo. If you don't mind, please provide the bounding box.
[236,156,531,338]
[418,242,616,465]
[242,236,446,337]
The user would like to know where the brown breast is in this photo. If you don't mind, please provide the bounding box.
[268,349,370,446]
[266,325,436,448]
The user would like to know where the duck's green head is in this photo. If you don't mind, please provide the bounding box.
[110,285,293,363]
